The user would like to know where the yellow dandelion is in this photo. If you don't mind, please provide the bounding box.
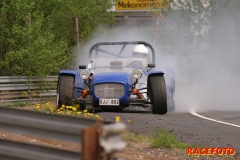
[95,115,100,119]
[127,120,132,123]
[88,113,93,116]
[61,105,65,108]
[115,116,120,122]
[77,111,82,115]
[35,104,41,110]
[72,107,77,111]
[83,110,88,113]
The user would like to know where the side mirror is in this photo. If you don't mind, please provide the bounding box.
[79,65,86,69]
[148,64,155,68]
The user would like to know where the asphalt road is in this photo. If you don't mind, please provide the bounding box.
[97,109,240,155]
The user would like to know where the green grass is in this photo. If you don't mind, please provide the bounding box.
[122,127,190,150]
[2,100,29,107]
[122,130,150,144]
[150,127,189,149]
[12,101,29,107]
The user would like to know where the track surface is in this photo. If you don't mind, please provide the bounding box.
[98,109,240,155]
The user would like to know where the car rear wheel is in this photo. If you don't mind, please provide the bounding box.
[148,75,167,115]
[57,75,74,109]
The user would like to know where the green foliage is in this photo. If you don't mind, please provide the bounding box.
[122,127,189,150]
[0,0,114,76]
[150,127,189,149]
[12,101,29,107]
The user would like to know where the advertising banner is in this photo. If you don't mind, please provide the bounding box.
[115,0,170,11]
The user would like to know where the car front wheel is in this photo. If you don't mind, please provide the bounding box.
[148,75,167,115]
[57,75,74,109]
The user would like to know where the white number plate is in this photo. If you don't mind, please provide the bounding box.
[99,99,119,106]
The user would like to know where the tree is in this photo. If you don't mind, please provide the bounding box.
[0,0,114,76]
[165,0,211,53]
[0,0,68,76]
[38,0,115,46]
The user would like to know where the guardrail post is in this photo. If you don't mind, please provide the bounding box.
[81,120,103,160]
[99,123,126,160]
[81,121,126,160]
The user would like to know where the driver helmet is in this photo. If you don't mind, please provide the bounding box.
[132,44,149,58]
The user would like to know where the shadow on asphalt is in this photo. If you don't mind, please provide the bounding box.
[93,107,175,114]
[93,109,152,114]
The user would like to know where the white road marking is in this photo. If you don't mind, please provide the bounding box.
[190,110,240,128]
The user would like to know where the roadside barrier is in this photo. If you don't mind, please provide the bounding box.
[0,76,58,105]
[0,106,126,160]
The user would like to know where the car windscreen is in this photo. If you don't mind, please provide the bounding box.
[87,58,148,69]
[90,43,153,63]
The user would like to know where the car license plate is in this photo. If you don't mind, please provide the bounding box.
[99,99,119,106]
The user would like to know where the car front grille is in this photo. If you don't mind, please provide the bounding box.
[94,83,125,98]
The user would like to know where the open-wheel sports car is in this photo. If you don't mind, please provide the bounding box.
[57,41,175,114]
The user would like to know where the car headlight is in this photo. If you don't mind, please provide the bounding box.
[131,69,142,79]
[80,69,90,80]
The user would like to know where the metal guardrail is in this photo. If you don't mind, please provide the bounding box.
[0,76,58,105]
[0,76,58,83]
[0,106,126,160]
[114,11,157,26]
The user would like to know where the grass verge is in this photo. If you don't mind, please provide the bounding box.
[122,128,189,150]
[150,127,189,149]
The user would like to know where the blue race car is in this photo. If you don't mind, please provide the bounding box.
[57,41,175,114]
